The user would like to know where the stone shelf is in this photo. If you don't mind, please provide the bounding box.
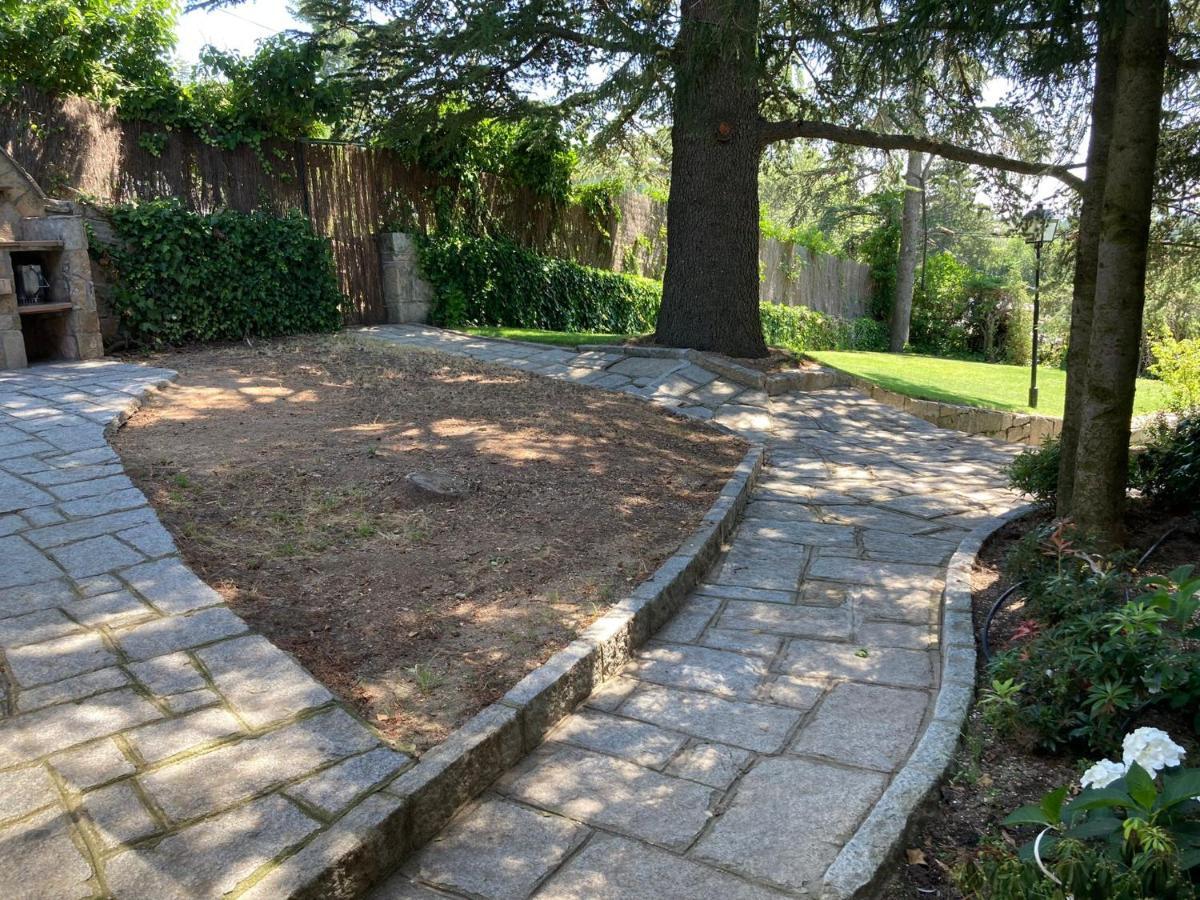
[18,301,74,315]
[0,240,65,251]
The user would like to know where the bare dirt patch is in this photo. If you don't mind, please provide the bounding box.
[114,335,746,753]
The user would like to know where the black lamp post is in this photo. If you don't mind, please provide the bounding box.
[1021,203,1059,409]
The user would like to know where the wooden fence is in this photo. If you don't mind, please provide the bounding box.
[0,89,618,325]
[2,88,872,327]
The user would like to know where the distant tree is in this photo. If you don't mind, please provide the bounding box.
[0,0,177,104]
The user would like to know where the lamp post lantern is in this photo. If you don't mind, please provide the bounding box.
[1021,203,1059,409]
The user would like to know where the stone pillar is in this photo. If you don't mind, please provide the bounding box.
[378,233,433,324]
[0,251,26,369]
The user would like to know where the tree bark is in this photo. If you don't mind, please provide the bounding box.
[1056,7,1120,517]
[656,0,767,357]
[891,150,924,351]
[1070,0,1169,545]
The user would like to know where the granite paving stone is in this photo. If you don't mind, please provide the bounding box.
[138,708,378,821]
[7,631,118,687]
[103,793,320,899]
[125,706,245,764]
[624,642,768,698]
[50,739,136,791]
[118,556,222,614]
[0,687,163,767]
[81,780,160,846]
[0,765,59,821]
[692,757,887,892]
[0,807,95,899]
[538,833,788,900]
[48,534,145,578]
[196,634,334,727]
[400,797,589,900]
[780,639,934,688]
[70,589,158,628]
[715,599,851,639]
[548,708,688,768]
[664,741,752,789]
[16,666,130,712]
[620,683,801,752]
[114,607,249,661]
[0,535,63,589]
[284,747,410,816]
[0,607,82,648]
[791,683,929,772]
[496,744,715,850]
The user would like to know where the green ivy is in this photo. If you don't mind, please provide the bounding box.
[416,232,658,333]
[417,232,888,353]
[572,178,626,236]
[94,199,343,347]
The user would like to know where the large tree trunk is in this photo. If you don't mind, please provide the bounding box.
[890,150,924,352]
[655,0,767,358]
[1057,1,1120,517]
[1070,0,1169,545]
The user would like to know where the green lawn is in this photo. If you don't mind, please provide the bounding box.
[807,351,1172,417]
[462,327,638,347]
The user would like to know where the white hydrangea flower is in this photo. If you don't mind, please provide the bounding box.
[1121,727,1187,776]
[1080,758,1127,790]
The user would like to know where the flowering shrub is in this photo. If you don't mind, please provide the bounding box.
[958,728,1200,899]
[990,525,1200,751]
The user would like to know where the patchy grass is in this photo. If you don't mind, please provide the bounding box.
[461,327,639,347]
[807,350,1173,416]
[115,335,744,753]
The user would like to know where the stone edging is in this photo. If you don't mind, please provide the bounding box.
[819,502,1036,900]
[577,342,844,395]
[238,444,765,899]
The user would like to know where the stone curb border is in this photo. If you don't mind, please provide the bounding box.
[239,443,765,899]
[576,342,845,395]
[819,501,1037,900]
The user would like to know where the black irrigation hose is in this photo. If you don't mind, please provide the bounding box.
[979,526,1180,664]
[1136,526,1178,570]
[980,581,1025,664]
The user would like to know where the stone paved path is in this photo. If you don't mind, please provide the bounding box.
[0,360,413,899]
[0,333,1021,899]
[358,327,1022,899]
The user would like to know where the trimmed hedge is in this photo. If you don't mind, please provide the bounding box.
[760,302,889,353]
[95,200,343,347]
[417,232,887,353]
[416,232,659,333]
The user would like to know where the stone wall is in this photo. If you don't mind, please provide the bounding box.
[850,377,1062,445]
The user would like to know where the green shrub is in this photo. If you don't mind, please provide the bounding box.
[416,232,659,333]
[1135,413,1200,509]
[991,524,1200,752]
[759,303,888,352]
[95,199,343,347]
[1007,436,1062,508]
[1149,332,1200,413]
[416,231,887,351]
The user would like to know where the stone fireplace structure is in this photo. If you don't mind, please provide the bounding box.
[0,149,102,369]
